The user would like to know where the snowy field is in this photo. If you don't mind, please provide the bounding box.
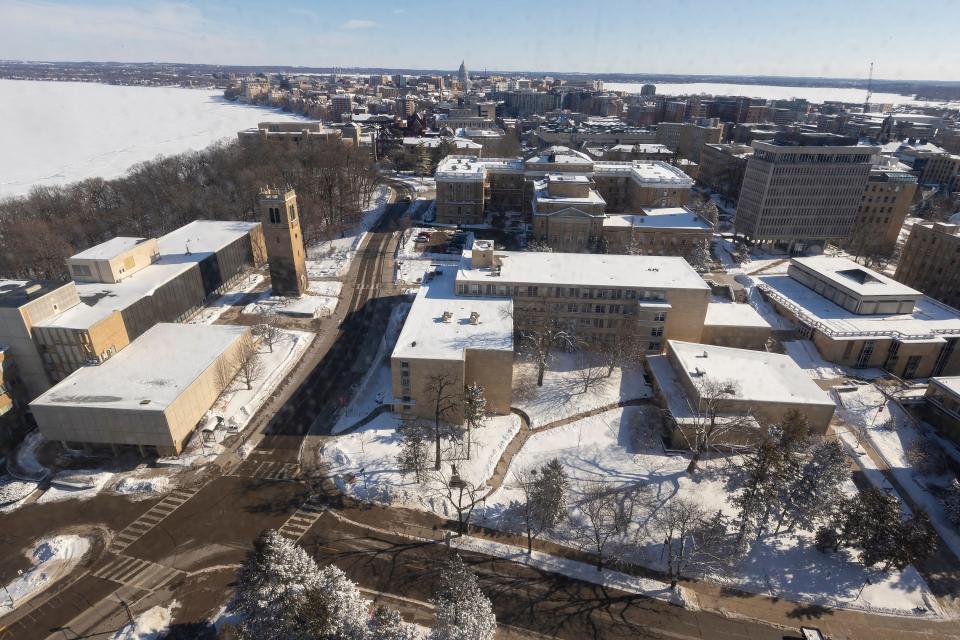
[483,406,941,618]
[242,280,343,318]
[513,352,652,427]
[0,79,307,197]
[0,535,90,615]
[188,273,265,325]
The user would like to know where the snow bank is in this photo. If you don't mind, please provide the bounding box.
[39,469,114,503]
[111,601,179,640]
[0,475,37,506]
[0,535,90,615]
[112,474,172,498]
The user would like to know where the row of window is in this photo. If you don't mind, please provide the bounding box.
[458,282,666,301]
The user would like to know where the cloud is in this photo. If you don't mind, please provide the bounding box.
[340,18,377,30]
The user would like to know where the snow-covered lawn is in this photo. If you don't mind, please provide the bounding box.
[324,412,520,515]
[482,405,941,618]
[513,352,651,427]
[242,280,343,318]
[111,601,179,640]
[0,535,90,615]
[188,273,265,325]
[835,384,960,561]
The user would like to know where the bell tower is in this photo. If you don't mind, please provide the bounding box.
[259,186,307,297]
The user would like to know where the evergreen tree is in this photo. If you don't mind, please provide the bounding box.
[461,383,487,460]
[838,489,902,568]
[893,510,938,571]
[732,437,783,544]
[774,440,849,534]
[397,427,429,483]
[430,555,496,640]
[943,478,960,529]
[368,606,419,640]
[514,458,569,553]
[229,530,323,640]
[293,564,370,640]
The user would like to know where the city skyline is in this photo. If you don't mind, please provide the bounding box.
[3,0,960,82]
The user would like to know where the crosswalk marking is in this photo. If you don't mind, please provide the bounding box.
[229,460,300,480]
[277,494,326,542]
[108,486,203,553]
[92,554,185,591]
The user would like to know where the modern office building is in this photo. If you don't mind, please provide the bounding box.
[846,164,918,257]
[758,257,960,379]
[734,134,877,252]
[31,323,251,456]
[895,221,960,310]
[655,119,723,163]
[698,143,754,200]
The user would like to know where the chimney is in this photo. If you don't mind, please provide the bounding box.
[441,311,452,323]
[469,311,480,325]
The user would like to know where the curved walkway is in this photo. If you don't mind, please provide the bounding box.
[482,397,650,498]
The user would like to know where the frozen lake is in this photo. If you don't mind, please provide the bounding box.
[0,79,308,198]
[604,81,950,106]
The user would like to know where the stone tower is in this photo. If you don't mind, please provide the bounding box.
[259,187,307,297]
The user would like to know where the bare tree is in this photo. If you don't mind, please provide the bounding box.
[675,376,754,475]
[600,325,643,377]
[502,304,576,387]
[573,350,609,394]
[651,497,731,588]
[215,357,234,393]
[572,481,642,571]
[234,336,265,391]
[423,373,460,470]
[252,316,283,353]
[433,466,484,535]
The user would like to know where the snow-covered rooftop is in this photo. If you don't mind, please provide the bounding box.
[458,250,710,291]
[435,155,486,180]
[704,301,771,328]
[666,340,835,407]
[931,376,960,398]
[791,257,920,299]
[758,274,960,340]
[593,161,694,187]
[70,237,148,261]
[38,221,259,330]
[402,136,481,150]
[392,267,513,361]
[31,323,247,411]
[601,207,712,230]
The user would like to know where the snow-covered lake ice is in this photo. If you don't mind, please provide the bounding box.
[0,79,308,197]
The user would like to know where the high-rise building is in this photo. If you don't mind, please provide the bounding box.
[260,187,308,297]
[895,221,960,310]
[846,164,918,258]
[329,94,354,123]
[655,119,723,163]
[640,84,656,96]
[734,134,877,252]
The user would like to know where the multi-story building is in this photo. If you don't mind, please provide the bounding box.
[640,84,656,96]
[923,376,960,446]
[330,94,354,122]
[533,117,655,148]
[758,257,960,379]
[846,163,918,257]
[434,147,693,226]
[734,134,877,252]
[237,122,343,146]
[603,143,674,162]
[895,221,960,310]
[698,143,753,200]
[655,119,723,163]
[503,90,559,117]
[391,242,712,420]
[897,145,960,191]
[31,221,266,383]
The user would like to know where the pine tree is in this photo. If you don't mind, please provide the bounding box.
[229,530,323,640]
[894,510,938,571]
[732,437,783,543]
[775,440,848,534]
[397,428,429,483]
[368,606,419,640]
[514,458,569,553]
[837,489,902,568]
[430,555,496,640]
[461,383,487,460]
[294,564,370,640]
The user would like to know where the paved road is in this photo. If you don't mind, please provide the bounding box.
[3,186,958,639]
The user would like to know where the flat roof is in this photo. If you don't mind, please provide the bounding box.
[593,161,695,186]
[31,323,247,412]
[37,221,258,330]
[392,268,513,361]
[668,340,834,407]
[602,207,712,231]
[0,280,73,309]
[704,301,772,328]
[758,274,960,340]
[931,377,960,398]
[458,250,710,291]
[70,237,149,261]
[791,257,921,299]
[435,155,485,180]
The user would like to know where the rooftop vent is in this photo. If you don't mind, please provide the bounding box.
[646,267,659,272]
[441,311,452,323]
[469,311,480,325]
[24,284,43,297]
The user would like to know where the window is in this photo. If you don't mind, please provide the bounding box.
[269,207,282,224]
[650,327,663,337]
[903,355,922,379]
[527,286,538,297]
[654,311,667,322]
[647,341,661,352]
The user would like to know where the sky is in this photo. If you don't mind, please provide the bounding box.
[2,0,959,81]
